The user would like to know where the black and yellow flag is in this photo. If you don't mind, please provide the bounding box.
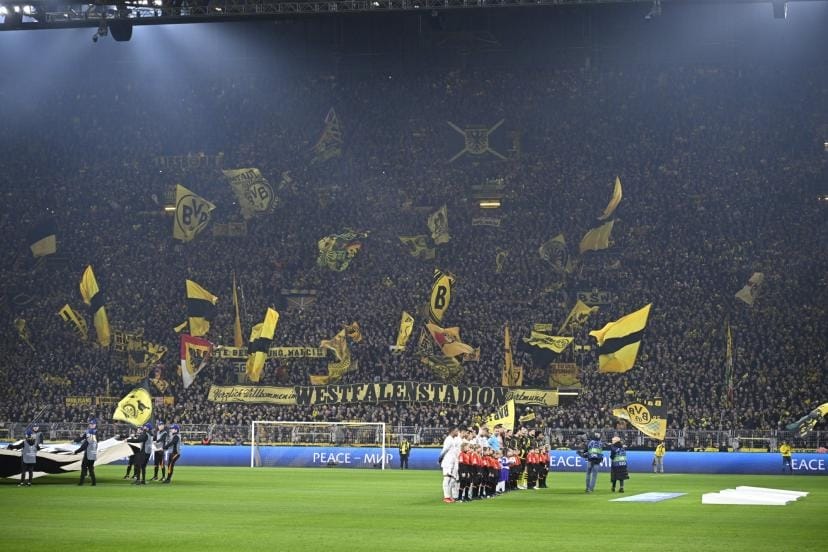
[486,399,516,431]
[501,324,523,387]
[173,184,216,242]
[427,205,450,245]
[343,321,363,343]
[399,235,436,260]
[317,328,353,384]
[579,220,615,254]
[222,168,276,220]
[126,337,167,377]
[28,218,57,257]
[184,279,218,338]
[14,318,34,351]
[392,311,415,353]
[421,353,464,384]
[598,176,623,220]
[428,269,454,323]
[559,300,599,334]
[724,321,734,406]
[312,107,343,163]
[589,303,652,373]
[785,403,828,437]
[232,272,244,348]
[612,397,667,440]
[539,234,568,274]
[522,331,574,354]
[79,265,111,348]
[245,308,280,383]
[57,304,88,341]
[112,382,153,427]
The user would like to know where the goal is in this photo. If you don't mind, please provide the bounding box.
[250,421,387,469]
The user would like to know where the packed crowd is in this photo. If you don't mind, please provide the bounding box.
[1,52,826,435]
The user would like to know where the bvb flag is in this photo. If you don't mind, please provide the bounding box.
[598,177,623,220]
[173,184,216,242]
[427,205,450,245]
[79,265,111,348]
[486,399,516,432]
[786,403,828,437]
[57,304,88,341]
[589,303,652,373]
[428,269,454,323]
[539,234,568,274]
[612,398,667,440]
[222,168,276,220]
[426,323,475,358]
[183,279,218,337]
[245,308,279,383]
[28,218,57,257]
[559,300,599,334]
[579,220,615,254]
[232,272,244,348]
[112,382,153,427]
[180,334,213,389]
[522,331,574,354]
[392,311,415,353]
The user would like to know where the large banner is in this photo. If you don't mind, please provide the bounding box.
[207,382,559,407]
[215,346,327,359]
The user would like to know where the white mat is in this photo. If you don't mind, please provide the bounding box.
[702,486,808,506]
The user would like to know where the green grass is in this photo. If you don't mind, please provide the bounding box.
[1,467,827,551]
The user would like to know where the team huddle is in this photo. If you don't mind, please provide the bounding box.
[439,426,550,503]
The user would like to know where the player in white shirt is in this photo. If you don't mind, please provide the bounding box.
[439,427,462,503]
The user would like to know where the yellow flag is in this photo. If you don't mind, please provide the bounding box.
[522,331,573,354]
[428,269,454,323]
[579,220,615,254]
[309,375,330,385]
[598,176,623,220]
[112,384,152,427]
[427,205,450,245]
[392,311,415,352]
[28,218,57,257]
[589,303,652,373]
[79,265,111,347]
[185,279,218,338]
[612,397,666,440]
[245,308,279,383]
[559,300,599,334]
[501,324,523,387]
[232,272,244,348]
[485,399,516,432]
[57,304,88,341]
[173,184,216,242]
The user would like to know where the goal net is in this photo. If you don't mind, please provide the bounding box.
[250,421,387,469]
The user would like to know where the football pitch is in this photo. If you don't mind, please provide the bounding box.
[1,467,826,551]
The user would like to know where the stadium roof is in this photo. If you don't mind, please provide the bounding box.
[0,0,819,32]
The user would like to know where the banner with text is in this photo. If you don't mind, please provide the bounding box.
[207,382,558,407]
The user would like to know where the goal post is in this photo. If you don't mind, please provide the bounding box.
[250,421,387,469]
